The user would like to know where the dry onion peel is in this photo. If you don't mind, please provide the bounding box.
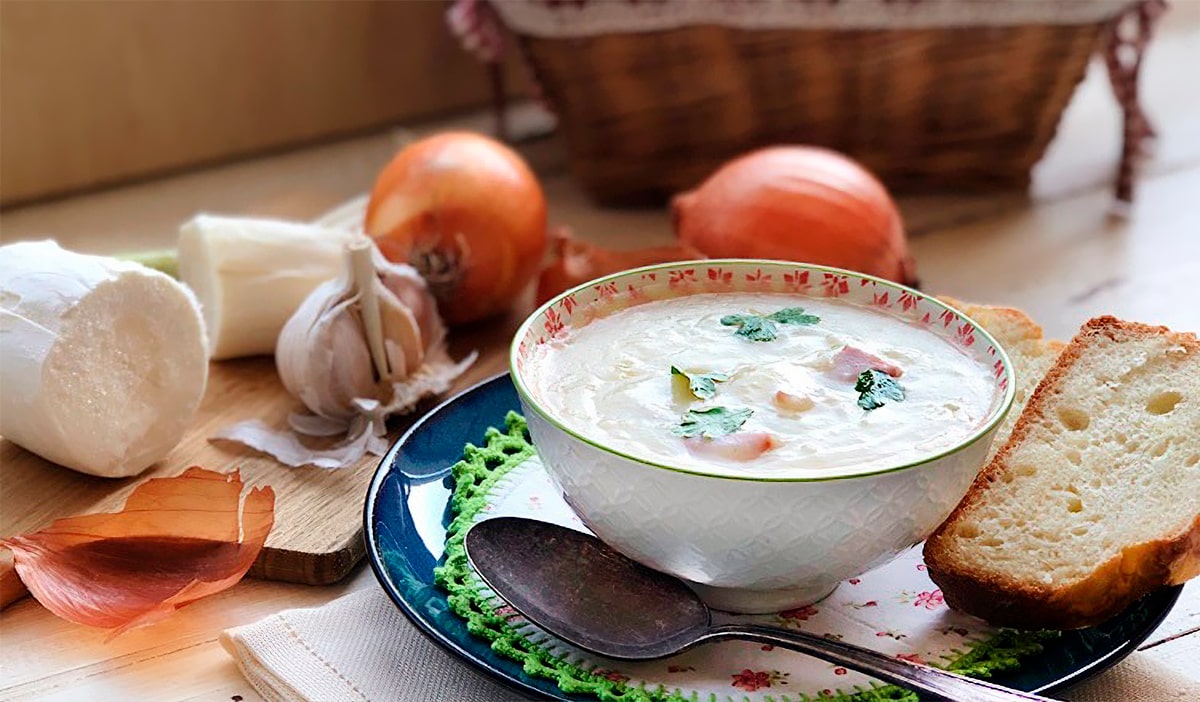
[216,238,475,469]
[536,228,707,305]
[0,467,274,636]
[1,551,25,609]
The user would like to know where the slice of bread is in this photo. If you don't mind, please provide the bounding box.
[939,297,1066,459]
[924,316,1200,630]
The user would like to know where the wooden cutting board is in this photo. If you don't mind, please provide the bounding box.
[0,303,527,605]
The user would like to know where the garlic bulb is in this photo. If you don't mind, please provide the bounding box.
[215,238,475,469]
[276,240,425,419]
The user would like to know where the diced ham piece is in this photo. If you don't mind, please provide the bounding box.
[829,346,904,382]
[684,432,780,462]
[774,390,815,412]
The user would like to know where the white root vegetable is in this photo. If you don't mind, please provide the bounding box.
[215,238,475,469]
[0,241,208,477]
[178,215,352,360]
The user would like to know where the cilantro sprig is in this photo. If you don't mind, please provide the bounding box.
[671,366,730,400]
[720,307,820,341]
[855,369,906,411]
[673,406,753,439]
[720,314,777,341]
[766,307,822,325]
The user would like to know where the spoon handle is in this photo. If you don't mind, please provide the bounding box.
[706,624,1052,702]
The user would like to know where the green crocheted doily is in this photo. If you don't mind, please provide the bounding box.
[432,413,1056,702]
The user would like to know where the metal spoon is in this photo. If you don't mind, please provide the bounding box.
[465,517,1052,702]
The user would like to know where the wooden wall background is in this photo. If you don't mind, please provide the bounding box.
[0,1,525,207]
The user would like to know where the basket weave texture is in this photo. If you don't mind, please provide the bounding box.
[520,23,1103,204]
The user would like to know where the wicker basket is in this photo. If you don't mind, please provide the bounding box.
[524,24,1107,204]
[452,0,1162,205]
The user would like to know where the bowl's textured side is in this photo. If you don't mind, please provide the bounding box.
[523,398,997,600]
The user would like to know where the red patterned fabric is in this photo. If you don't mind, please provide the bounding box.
[445,0,505,63]
[1103,0,1167,206]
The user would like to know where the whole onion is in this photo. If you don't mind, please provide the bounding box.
[672,146,916,286]
[365,132,547,324]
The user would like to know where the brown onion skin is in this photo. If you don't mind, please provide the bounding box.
[536,229,706,305]
[672,146,916,287]
[365,132,547,324]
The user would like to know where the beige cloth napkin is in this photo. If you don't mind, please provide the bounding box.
[222,588,1199,702]
[221,588,525,702]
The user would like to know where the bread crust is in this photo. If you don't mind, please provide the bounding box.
[937,296,1046,345]
[924,316,1200,630]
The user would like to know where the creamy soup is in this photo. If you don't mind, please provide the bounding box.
[524,292,998,477]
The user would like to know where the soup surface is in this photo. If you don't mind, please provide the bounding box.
[524,292,999,477]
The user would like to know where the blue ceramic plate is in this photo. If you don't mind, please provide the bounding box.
[364,373,1181,701]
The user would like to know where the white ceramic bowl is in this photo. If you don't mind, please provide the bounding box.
[511,260,1014,613]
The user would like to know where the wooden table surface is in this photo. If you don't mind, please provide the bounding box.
[2,8,1199,699]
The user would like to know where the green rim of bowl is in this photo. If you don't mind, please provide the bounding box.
[510,258,1016,483]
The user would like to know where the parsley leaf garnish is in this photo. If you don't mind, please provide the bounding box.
[766,307,822,325]
[720,307,820,341]
[671,366,730,400]
[673,406,753,439]
[720,314,777,341]
[855,369,906,411]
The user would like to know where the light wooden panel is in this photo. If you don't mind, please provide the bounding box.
[0,0,523,206]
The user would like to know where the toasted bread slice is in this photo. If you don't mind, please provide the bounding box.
[939,297,1066,459]
[924,316,1200,629]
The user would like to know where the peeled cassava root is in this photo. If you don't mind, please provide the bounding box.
[178,215,352,360]
[0,241,208,477]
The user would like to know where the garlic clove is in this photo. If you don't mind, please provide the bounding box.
[379,259,445,352]
[378,286,424,381]
[277,290,378,422]
[325,304,384,409]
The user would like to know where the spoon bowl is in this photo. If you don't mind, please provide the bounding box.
[464,513,710,660]
[465,517,1051,702]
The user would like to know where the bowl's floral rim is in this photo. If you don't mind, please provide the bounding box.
[509,259,1016,483]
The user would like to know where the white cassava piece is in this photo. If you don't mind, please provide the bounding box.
[0,240,208,477]
[178,215,352,360]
